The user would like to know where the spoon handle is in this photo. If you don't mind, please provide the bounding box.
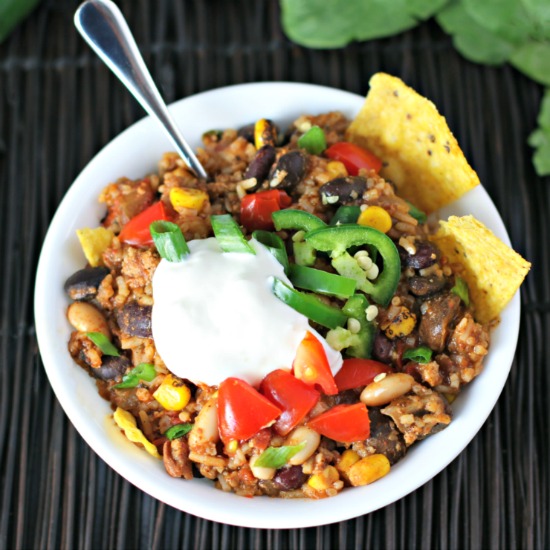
[75,0,208,179]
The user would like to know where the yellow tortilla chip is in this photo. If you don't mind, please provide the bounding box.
[430,215,530,324]
[347,73,479,213]
[113,407,160,458]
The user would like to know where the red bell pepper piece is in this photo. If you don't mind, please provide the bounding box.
[119,201,170,246]
[240,189,292,231]
[308,403,370,443]
[293,331,338,395]
[260,369,320,436]
[217,377,281,443]
[334,358,392,392]
[325,142,382,175]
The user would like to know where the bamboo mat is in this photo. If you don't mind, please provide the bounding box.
[0,0,547,548]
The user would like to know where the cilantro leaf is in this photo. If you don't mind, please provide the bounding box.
[165,424,193,440]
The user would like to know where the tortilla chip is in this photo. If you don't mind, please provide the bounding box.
[347,73,479,213]
[430,215,531,324]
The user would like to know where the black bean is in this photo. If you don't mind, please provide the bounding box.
[403,241,439,270]
[270,151,307,191]
[273,465,307,491]
[244,145,276,187]
[373,332,394,362]
[319,176,367,205]
[64,267,109,301]
[237,122,255,143]
[408,275,447,297]
[115,302,152,337]
[93,355,131,381]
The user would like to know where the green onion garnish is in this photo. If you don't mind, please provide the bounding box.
[211,214,256,254]
[165,423,193,440]
[403,345,433,364]
[272,278,348,329]
[451,276,470,306]
[254,442,306,469]
[297,125,327,155]
[114,363,156,389]
[86,332,120,356]
[406,201,427,224]
[150,221,190,262]
[330,205,361,226]
[252,229,289,272]
[288,264,356,299]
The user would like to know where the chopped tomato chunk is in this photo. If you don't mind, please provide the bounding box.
[308,403,370,443]
[217,377,281,443]
[119,201,170,246]
[293,331,338,395]
[334,358,392,392]
[325,142,382,175]
[240,190,292,231]
[260,369,320,436]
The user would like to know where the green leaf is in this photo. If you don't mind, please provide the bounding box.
[536,88,550,128]
[463,0,536,45]
[532,140,550,175]
[403,345,433,364]
[408,0,449,20]
[451,277,470,306]
[510,41,550,86]
[436,3,516,64]
[281,0,419,49]
[114,363,156,389]
[520,0,550,39]
[86,332,120,356]
[164,424,193,440]
[254,442,306,469]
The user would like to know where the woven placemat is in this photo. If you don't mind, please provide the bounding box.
[0,0,546,548]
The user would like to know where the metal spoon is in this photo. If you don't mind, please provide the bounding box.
[74,0,208,180]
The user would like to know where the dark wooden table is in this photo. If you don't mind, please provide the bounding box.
[0,1,546,548]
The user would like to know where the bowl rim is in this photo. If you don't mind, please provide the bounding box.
[34,81,520,529]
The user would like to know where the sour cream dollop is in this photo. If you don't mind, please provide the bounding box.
[152,237,342,386]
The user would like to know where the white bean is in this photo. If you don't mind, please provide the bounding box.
[284,426,320,465]
[360,373,414,406]
[188,396,219,451]
[249,455,276,480]
[67,302,110,337]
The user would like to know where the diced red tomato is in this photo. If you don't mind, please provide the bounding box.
[334,358,392,392]
[217,377,281,443]
[307,403,370,443]
[240,190,292,231]
[325,142,382,175]
[119,201,170,246]
[293,331,338,395]
[260,369,320,436]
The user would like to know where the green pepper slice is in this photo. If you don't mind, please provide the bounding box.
[330,205,361,226]
[305,225,401,307]
[272,278,348,329]
[272,209,326,233]
[342,294,375,358]
[288,264,356,299]
[252,230,289,272]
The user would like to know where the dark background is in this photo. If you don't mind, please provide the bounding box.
[0,1,546,548]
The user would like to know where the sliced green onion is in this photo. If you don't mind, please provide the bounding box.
[451,276,470,306]
[252,230,289,272]
[150,221,190,262]
[114,362,156,389]
[164,423,193,440]
[297,125,327,155]
[272,209,326,233]
[289,264,356,299]
[330,205,361,226]
[211,214,255,254]
[254,442,306,469]
[406,201,427,224]
[86,332,120,356]
[403,346,433,364]
[272,278,348,329]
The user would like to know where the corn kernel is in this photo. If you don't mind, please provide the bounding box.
[153,375,191,411]
[170,187,208,211]
[254,118,277,149]
[337,450,360,473]
[357,206,392,233]
[307,466,340,490]
[326,160,348,179]
[226,440,239,454]
[76,227,114,267]
[348,454,390,486]
[384,306,417,339]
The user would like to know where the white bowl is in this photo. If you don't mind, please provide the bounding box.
[34,82,520,529]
